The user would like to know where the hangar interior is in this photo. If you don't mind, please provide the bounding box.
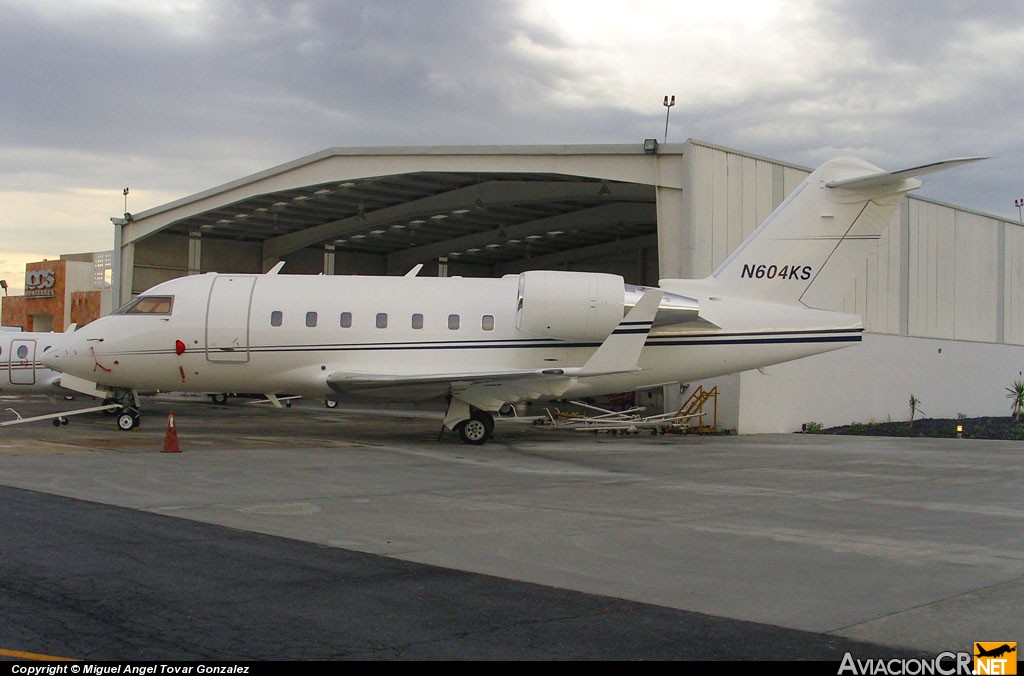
[114,139,1024,433]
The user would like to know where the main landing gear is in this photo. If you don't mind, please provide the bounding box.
[444,396,497,445]
[455,410,495,445]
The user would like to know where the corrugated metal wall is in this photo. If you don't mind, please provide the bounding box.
[687,143,806,278]
[1006,224,1024,345]
[685,141,1023,347]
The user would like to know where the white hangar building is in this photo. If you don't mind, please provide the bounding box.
[112,139,1024,433]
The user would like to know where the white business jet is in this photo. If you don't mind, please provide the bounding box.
[43,156,981,443]
[1,327,73,397]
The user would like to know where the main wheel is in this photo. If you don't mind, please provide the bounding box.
[210,393,229,405]
[456,411,495,445]
[325,399,338,409]
[457,419,489,445]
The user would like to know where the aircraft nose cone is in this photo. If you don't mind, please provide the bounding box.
[41,342,91,378]
[40,346,68,371]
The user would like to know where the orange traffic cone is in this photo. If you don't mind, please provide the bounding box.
[162,410,181,453]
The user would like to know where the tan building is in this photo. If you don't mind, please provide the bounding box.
[1,254,112,331]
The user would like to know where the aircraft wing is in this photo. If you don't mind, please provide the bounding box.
[325,290,664,410]
[327,367,566,390]
[327,366,646,410]
[326,367,583,410]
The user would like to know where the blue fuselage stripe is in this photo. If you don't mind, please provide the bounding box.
[110,328,862,357]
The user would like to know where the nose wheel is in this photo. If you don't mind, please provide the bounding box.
[116,408,141,431]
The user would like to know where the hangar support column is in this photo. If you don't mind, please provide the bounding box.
[188,232,202,275]
[654,149,687,280]
[111,216,135,307]
[324,244,335,275]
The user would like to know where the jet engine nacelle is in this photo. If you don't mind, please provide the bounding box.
[515,270,625,341]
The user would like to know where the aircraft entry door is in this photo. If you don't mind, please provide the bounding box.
[9,339,36,385]
[206,276,256,363]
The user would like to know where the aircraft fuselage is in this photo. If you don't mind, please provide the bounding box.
[45,271,862,403]
[1,328,68,396]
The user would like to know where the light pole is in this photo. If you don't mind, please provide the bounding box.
[663,95,675,143]
[1015,198,1023,223]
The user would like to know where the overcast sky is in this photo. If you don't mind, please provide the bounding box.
[2,0,1022,294]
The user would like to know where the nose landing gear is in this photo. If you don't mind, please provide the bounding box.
[116,408,141,431]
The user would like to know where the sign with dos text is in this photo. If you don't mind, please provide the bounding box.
[25,268,56,298]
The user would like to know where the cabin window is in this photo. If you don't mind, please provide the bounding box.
[481,315,495,331]
[116,295,174,315]
[305,311,318,328]
[340,312,352,328]
[16,345,28,359]
[376,313,388,329]
[270,311,283,327]
[448,314,460,330]
[411,313,424,329]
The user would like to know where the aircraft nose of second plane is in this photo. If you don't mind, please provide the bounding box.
[39,346,64,371]
[41,340,90,377]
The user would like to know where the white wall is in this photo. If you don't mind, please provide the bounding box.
[1005,223,1024,344]
[733,333,1024,433]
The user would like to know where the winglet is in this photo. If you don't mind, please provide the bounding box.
[578,290,662,376]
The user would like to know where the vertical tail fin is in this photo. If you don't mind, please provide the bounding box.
[711,156,985,308]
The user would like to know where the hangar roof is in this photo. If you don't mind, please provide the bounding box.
[120,144,677,275]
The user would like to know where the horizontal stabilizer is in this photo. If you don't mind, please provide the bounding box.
[825,157,987,190]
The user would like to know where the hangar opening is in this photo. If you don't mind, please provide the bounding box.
[119,145,679,300]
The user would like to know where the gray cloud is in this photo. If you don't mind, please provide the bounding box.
[0,0,1021,229]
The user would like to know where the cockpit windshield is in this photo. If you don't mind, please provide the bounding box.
[114,295,174,315]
